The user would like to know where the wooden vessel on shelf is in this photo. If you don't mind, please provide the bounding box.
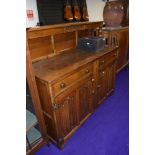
[64,0,73,21]
[26,21,118,149]
[73,0,81,21]
[82,0,89,21]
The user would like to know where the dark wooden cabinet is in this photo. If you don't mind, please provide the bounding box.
[26,21,118,149]
[32,48,117,148]
[102,27,129,72]
[116,29,129,71]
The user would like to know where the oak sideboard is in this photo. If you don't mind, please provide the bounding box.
[26,21,118,149]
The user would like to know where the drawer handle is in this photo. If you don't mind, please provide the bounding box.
[97,85,101,88]
[102,71,105,75]
[92,90,95,94]
[91,78,95,82]
[101,60,105,64]
[85,69,89,73]
[60,83,66,89]
[66,96,71,100]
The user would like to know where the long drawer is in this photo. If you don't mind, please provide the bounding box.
[52,63,93,96]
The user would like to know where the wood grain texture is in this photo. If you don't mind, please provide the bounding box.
[26,40,48,154]
[34,46,117,149]
[27,21,103,62]
[102,26,129,72]
[27,21,103,39]
[54,32,76,53]
[78,77,92,122]
[27,21,119,149]
[32,47,117,82]
[28,36,53,61]
[78,29,90,38]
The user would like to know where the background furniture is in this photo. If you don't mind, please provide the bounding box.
[27,21,118,149]
[26,41,48,154]
[36,0,89,25]
[102,26,129,72]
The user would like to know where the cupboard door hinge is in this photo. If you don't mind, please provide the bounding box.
[51,103,58,111]
[51,97,74,111]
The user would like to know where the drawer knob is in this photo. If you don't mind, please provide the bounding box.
[60,83,66,89]
[85,69,89,73]
[102,71,105,75]
[67,96,71,100]
[92,90,95,94]
[91,78,95,82]
[101,60,105,64]
[97,85,101,88]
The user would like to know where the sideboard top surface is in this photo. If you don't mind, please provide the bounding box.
[33,46,118,83]
[102,26,129,31]
[27,21,103,32]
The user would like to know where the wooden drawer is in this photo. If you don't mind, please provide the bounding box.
[98,51,117,70]
[52,64,93,96]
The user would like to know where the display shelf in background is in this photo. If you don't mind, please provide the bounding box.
[26,110,38,131]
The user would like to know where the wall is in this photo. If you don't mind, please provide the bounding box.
[26,0,39,28]
[26,0,105,27]
[86,0,105,22]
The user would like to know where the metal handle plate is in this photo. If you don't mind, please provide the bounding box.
[85,69,89,73]
[60,83,66,89]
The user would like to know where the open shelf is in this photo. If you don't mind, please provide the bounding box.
[26,110,38,132]
[27,127,42,148]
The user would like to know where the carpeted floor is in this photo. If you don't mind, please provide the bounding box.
[35,67,129,155]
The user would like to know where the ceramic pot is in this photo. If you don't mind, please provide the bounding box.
[103,1,124,27]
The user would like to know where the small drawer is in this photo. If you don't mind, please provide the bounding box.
[99,51,117,69]
[52,64,93,96]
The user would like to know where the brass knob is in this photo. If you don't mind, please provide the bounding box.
[92,90,95,94]
[67,96,71,100]
[101,60,105,64]
[85,69,89,73]
[102,71,105,75]
[97,85,101,88]
[60,83,66,89]
[91,78,95,82]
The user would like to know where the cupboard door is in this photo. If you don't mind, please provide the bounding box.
[117,29,129,70]
[106,63,116,94]
[96,68,108,105]
[55,91,77,137]
[91,87,98,110]
[78,78,92,122]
